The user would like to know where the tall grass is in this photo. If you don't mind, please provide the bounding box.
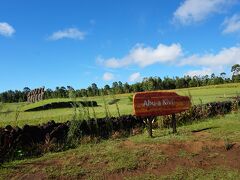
[14,104,23,127]
[91,101,97,120]
[0,102,3,112]
[111,92,120,117]
[69,89,78,121]
[101,92,110,118]
[82,96,90,120]
[67,120,82,147]
[68,89,83,146]
[0,102,3,120]
[187,90,194,105]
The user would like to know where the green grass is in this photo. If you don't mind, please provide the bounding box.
[0,83,240,127]
[128,167,240,180]
[129,112,240,144]
[1,112,240,179]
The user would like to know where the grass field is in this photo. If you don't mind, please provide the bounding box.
[1,111,240,179]
[0,83,240,127]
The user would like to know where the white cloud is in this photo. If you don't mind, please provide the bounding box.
[173,0,235,25]
[222,14,240,34]
[0,22,15,37]
[185,68,213,77]
[103,72,115,81]
[180,45,240,68]
[100,43,182,68]
[49,28,85,40]
[129,72,142,82]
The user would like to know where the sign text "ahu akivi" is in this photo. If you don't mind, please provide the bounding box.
[143,99,175,107]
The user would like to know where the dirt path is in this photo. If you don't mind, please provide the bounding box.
[107,137,240,178]
[4,131,240,180]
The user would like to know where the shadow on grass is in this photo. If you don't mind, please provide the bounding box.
[191,126,219,133]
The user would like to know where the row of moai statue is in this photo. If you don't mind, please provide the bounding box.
[27,87,45,103]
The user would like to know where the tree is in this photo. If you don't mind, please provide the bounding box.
[22,87,31,101]
[67,86,74,91]
[112,82,119,93]
[132,83,143,92]
[142,77,154,91]
[117,81,124,94]
[175,77,187,89]
[59,86,67,98]
[189,77,198,87]
[87,86,93,96]
[202,75,209,86]
[91,83,99,96]
[103,85,111,95]
[154,77,163,90]
[231,64,240,83]
[67,86,76,99]
[23,87,31,93]
[220,72,226,80]
[123,82,131,93]
[211,73,215,79]
[231,64,240,82]
[162,77,176,89]
[231,64,240,76]
[80,89,88,97]
[44,88,53,99]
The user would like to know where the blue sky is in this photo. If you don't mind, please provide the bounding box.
[1,0,240,92]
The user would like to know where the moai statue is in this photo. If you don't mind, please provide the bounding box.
[34,90,37,102]
[31,90,35,103]
[30,92,33,103]
[29,95,32,103]
[37,94,41,101]
[28,91,32,103]
[34,94,37,103]
[27,87,45,103]
[39,87,45,101]
[42,87,45,100]
[31,95,34,103]
[27,93,30,103]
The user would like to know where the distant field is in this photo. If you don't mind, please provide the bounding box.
[0,83,240,127]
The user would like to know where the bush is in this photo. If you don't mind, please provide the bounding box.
[67,120,82,146]
[162,101,233,128]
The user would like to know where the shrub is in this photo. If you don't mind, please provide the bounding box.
[128,95,133,103]
[162,101,233,128]
[67,120,82,147]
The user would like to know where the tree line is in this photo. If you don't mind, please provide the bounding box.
[1,64,240,103]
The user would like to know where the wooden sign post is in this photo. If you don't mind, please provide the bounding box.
[133,91,191,137]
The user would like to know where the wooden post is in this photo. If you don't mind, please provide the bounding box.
[172,114,177,134]
[146,117,154,138]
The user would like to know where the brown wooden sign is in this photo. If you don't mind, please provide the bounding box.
[133,91,191,117]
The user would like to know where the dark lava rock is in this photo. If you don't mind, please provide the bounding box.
[49,123,69,142]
